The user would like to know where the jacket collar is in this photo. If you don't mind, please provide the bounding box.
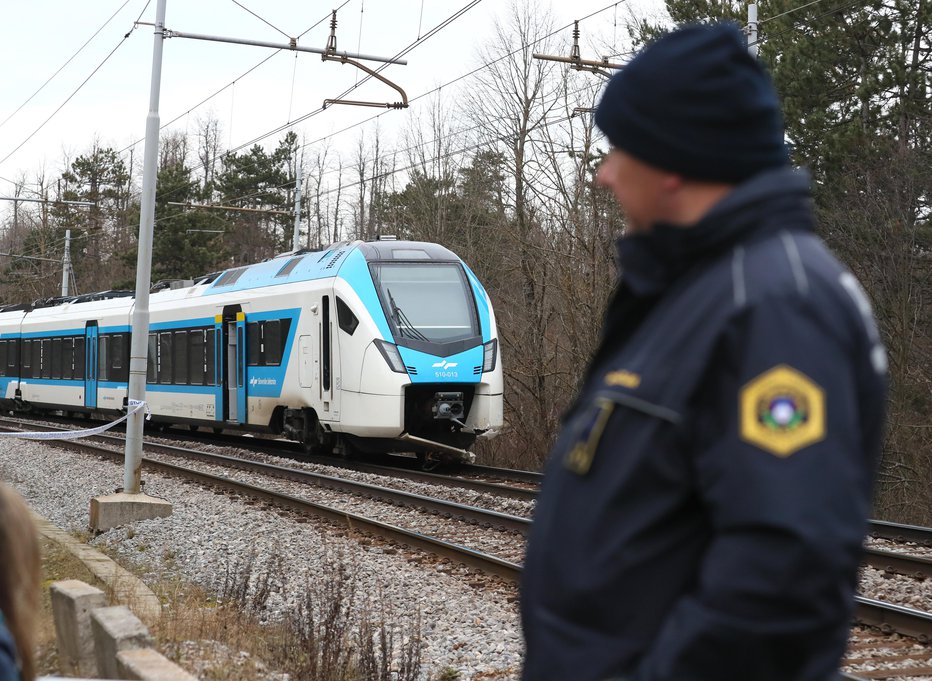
[616,167,814,297]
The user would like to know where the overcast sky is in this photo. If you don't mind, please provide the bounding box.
[0,0,666,204]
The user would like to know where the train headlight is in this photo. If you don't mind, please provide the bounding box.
[482,339,498,372]
[374,339,407,373]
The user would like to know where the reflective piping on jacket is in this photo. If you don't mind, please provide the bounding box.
[594,390,682,425]
[780,230,810,296]
[731,246,746,308]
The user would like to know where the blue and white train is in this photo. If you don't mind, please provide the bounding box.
[0,239,504,463]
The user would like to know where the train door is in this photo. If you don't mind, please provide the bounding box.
[84,322,98,408]
[319,295,340,421]
[220,305,247,424]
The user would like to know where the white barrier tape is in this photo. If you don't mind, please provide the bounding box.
[0,401,149,441]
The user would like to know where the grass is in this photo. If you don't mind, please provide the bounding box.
[36,536,106,675]
[38,537,436,680]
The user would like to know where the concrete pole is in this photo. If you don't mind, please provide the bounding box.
[61,229,71,296]
[747,3,759,58]
[123,0,166,494]
[292,162,303,252]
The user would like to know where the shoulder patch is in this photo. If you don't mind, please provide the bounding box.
[740,365,825,457]
[604,370,641,389]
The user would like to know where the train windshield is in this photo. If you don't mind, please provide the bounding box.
[371,262,479,344]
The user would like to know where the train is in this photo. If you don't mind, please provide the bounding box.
[0,238,504,464]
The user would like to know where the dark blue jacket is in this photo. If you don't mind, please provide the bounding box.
[0,611,18,681]
[521,167,887,681]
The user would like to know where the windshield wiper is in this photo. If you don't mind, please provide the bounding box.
[386,288,430,342]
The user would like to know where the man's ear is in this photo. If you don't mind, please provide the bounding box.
[661,172,683,194]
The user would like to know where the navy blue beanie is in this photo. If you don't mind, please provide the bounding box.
[595,23,789,183]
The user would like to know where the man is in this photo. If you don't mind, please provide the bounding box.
[520,23,887,681]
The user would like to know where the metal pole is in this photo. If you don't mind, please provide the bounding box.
[748,3,759,58]
[292,162,303,251]
[61,230,71,296]
[123,0,166,494]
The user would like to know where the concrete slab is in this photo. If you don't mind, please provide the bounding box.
[117,648,198,681]
[90,605,153,681]
[90,492,172,533]
[50,580,107,678]
[31,511,162,624]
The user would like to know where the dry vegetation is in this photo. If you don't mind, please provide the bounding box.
[38,539,437,681]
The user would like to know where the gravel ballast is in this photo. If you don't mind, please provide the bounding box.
[0,438,523,680]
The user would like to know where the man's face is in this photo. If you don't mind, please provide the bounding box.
[596,149,673,235]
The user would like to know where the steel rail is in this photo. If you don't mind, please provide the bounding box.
[0,415,540,500]
[868,520,932,546]
[0,420,531,536]
[862,547,932,581]
[0,418,530,535]
[132,439,533,535]
[855,597,932,642]
[1,428,523,583]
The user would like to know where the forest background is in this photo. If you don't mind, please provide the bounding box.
[1,0,929,523]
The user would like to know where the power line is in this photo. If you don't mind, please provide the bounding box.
[229,0,291,39]
[134,0,616,218]
[0,20,145,170]
[114,0,353,157]
[0,0,144,132]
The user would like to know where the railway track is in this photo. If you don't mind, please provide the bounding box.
[0,414,541,500]
[0,417,525,581]
[3,415,931,659]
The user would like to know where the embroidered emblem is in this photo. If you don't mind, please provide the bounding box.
[604,370,641,389]
[564,399,615,475]
[740,365,825,457]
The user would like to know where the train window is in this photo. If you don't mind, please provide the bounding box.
[173,331,188,385]
[111,335,123,370]
[147,334,157,383]
[74,338,85,380]
[51,338,62,379]
[31,342,41,378]
[62,339,74,381]
[189,331,204,385]
[336,298,358,336]
[104,334,129,383]
[41,339,51,379]
[159,333,173,384]
[247,323,261,366]
[21,340,31,378]
[7,340,17,374]
[98,336,109,381]
[264,320,282,365]
[206,329,216,386]
[0,341,6,377]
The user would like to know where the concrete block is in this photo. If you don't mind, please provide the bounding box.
[90,492,172,533]
[50,579,108,677]
[116,648,198,681]
[90,605,153,680]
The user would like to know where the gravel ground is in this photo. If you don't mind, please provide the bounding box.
[867,536,932,558]
[0,438,524,680]
[859,565,932,612]
[143,431,537,518]
[843,626,932,680]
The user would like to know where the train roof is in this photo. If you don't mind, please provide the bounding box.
[1,239,464,313]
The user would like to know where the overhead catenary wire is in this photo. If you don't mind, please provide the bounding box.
[138,0,620,216]
[749,0,871,48]
[229,0,291,39]
[114,0,353,157]
[0,0,146,132]
[0,16,146,170]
